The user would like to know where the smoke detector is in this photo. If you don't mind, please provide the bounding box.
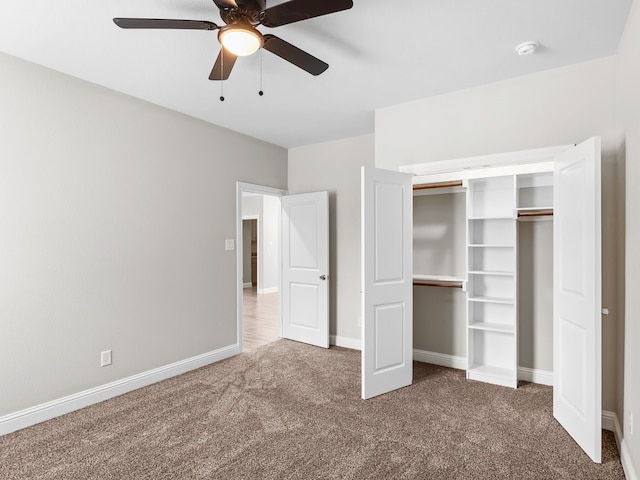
[515,41,539,56]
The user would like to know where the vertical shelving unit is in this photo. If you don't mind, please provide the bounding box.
[466,175,518,388]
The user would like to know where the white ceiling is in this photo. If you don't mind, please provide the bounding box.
[0,1,632,148]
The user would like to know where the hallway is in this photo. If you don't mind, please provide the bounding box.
[242,287,279,352]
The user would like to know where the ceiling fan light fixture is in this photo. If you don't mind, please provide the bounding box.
[219,24,263,56]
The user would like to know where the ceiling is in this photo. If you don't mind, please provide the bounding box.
[0,1,632,148]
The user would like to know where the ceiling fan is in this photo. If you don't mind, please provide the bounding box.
[113,0,353,81]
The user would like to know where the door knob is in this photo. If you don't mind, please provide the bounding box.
[319,274,327,280]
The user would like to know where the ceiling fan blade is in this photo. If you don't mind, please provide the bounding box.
[212,0,238,10]
[263,34,328,76]
[260,0,353,27]
[209,48,238,80]
[113,18,219,30]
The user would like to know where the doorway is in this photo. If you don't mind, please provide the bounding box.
[241,215,278,351]
[236,182,287,353]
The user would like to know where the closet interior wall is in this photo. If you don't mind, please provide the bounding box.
[413,189,466,358]
[517,213,553,374]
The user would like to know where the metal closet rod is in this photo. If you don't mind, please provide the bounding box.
[413,181,464,191]
[517,209,554,218]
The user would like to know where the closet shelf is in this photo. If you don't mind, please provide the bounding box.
[468,244,515,248]
[468,296,515,305]
[516,206,553,212]
[468,270,515,276]
[468,216,514,221]
[468,322,514,334]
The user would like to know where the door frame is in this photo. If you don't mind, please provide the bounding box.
[236,182,287,353]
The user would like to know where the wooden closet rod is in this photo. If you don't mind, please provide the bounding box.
[517,209,554,218]
[413,181,463,191]
[413,281,463,288]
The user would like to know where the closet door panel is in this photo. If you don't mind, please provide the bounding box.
[553,137,602,463]
[361,167,413,400]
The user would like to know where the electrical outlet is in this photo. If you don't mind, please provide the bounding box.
[101,350,112,367]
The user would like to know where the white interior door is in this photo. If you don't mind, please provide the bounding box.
[281,191,329,348]
[361,167,413,399]
[553,137,602,463]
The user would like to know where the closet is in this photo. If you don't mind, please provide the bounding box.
[411,166,555,388]
[362,137,602,462]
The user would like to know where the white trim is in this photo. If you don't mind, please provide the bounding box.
[601,410,618,436]
[330,335,361,350]
[412,161,555,187]
[621,438,639,480]
[236,182,287,353]
[399,145,571,176]
[604,410,640,480]
[518,366,553,386]
[243,282,252,288]
[258,286,278,294]
[413,349,467,370]
[0,344,239,436]
[411,351,555,387]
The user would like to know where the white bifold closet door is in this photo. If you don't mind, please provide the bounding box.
[361,167,413,400]
[553,137,602,463]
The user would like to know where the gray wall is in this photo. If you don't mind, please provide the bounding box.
[0,52,287,416]
[518,220,553,371]
[288,134,375,343]
[618,0,640,473]
[375,56,621,414]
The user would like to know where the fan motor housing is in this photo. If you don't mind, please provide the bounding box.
[220,0,266,25]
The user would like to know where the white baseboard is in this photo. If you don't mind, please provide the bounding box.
[0,344,239,437]
[412,350,554,386]
[518,366,553,386]
[602,410,620,437]
[258,287,278,294]
[603,410,640,480]
[413,349,466,370]
[243,282,252,288]
[621,437,639,480]
[330,335,361,350]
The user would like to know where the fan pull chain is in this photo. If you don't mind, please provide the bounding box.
[220,51,225,102]
[258,49,264,97]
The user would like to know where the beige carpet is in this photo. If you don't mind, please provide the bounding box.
[0,339,624,479]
